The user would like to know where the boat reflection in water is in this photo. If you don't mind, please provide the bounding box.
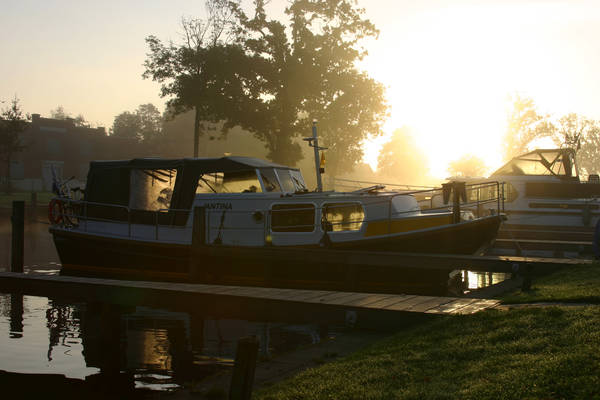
[0,293,340,395]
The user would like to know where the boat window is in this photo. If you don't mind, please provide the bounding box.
[322,203,364,232]
[196,171,262,194]
[276,169,296,193]
[259,169,282,192]
[290,170,308,192]
[276,169,307,192]
[492,150,577,177]
[504,182,518,203]
[129,169,177,211]
[467,184,498,203]
[271,204,315,232]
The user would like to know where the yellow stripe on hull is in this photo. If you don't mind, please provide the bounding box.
[364,214,453,237]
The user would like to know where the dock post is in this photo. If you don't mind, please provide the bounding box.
[189,207,206,281]
[11,200,24,273]
[10,293,24,338]
[452,182,465,224]
[229,336,259,400]
[30,192,37,222]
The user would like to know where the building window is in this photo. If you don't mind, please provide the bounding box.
[322,203,364,232]
[271,203,315,232]
[46,138,61,155]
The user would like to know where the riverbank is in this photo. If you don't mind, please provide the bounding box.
[0,191,53,208]
[250,263,600,399]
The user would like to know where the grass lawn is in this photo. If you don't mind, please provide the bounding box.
[501,263,600,304]
[255,307,600,400]
[0,192,54,208]
[256,265,600,399]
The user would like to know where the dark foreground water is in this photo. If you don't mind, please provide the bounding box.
[0,292,343,395]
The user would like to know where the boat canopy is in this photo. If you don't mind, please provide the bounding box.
[491,149,578,179]
[84,156,304,225]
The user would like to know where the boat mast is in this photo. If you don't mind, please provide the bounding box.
[304,120,326,192]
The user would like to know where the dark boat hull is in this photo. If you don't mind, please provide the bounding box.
[51,215,502,295]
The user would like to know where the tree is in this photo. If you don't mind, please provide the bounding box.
[578,127,600,177]
[447,154,487,178]
[50,105,89,127]
[111,111,141,140]
[137,103,163,143]
[220,0,388,171]
[143,0,245,157]
[110,104,164,142]
[551,113,600,177]
[0,97,28,193]
[376,127,430,184]
[503,94,553,161]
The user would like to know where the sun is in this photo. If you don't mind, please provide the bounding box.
[360,1,584,180]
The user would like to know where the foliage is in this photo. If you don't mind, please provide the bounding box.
[501,263,600,304]
[503,95,600,177]
[137,103,163,143]
[222,0,388,171]
[256,307,600,399]
[550,113,600,177]
[0,97,28,193]
[447,154,487,178]
[143,0,247,157]
[50,105,89,127]
[502,94,553,161]
[158,109,268,158]
[144,0,388,169]
[111,111,141,140]
[376,127,429,184]
[111,104,163,143]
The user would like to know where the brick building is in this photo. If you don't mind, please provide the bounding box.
[7,114,154,191]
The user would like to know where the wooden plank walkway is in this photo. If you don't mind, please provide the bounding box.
[0,272,499,316]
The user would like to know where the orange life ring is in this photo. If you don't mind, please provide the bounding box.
[48,199,64,225]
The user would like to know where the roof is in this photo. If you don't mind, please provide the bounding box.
[88,156,298,172]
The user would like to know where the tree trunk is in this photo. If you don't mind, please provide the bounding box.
[193,106,201,158]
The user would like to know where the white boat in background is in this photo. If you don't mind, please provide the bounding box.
[456,149,600,229]
[436,148,600,257]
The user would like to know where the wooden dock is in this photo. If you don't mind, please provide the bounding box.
[0,272,499,329]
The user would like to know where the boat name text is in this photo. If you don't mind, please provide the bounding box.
[203,202,233,210]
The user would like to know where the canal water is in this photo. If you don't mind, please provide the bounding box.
[0,208,509,395]
[0,292,342,395]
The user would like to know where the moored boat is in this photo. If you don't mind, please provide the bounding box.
[439,148,600,256]
[49,154,504,292]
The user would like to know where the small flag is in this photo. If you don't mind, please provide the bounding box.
[319,152,326,173]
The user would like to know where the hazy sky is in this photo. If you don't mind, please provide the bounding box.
[2,0,600,178]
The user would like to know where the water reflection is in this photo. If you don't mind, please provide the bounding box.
[462,270,512,291]
[0,293,341,393]
[0,207,60,273]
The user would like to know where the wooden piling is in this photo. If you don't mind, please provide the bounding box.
[11,200,24,273]
[452,182,466,224]
[229,336,259,400]
[189,207,206,281]
[10,293,24,338]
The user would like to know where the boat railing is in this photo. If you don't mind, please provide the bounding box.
[50,180,504,244]
[202,180,505,242]
[332,177,436,192]
[50,198,193,241]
